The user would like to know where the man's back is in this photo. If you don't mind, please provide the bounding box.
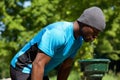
[11,21,83,75]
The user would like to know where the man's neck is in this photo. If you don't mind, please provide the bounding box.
[73,21,81,39]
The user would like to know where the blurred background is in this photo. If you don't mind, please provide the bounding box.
[0,0,120,80]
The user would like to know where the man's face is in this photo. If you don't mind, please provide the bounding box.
[81,26,100,42]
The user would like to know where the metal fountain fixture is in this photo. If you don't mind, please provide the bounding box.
[79,59,110,80]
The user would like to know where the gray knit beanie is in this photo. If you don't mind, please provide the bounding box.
[77,7,106,31]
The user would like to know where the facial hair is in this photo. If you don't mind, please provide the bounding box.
[80,29,92,42]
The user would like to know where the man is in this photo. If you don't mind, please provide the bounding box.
[10,6,106,80]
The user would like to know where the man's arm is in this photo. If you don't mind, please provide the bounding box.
[57,58,74,80]
[31,51,51,80]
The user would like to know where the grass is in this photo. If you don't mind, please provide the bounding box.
[50,70,120,80]
[102,71,120,80]
[49,70,80,80]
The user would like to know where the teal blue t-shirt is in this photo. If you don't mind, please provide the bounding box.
[11,22,83,76]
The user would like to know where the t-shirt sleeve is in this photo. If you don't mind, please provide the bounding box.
[38,29,65,57]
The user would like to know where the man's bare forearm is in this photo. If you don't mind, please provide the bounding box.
[57,58,73,80]
[31,61,44,80]
[31,51,51,80]
[57,65,72,80]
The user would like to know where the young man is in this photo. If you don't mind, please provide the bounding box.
[10,6,106,80]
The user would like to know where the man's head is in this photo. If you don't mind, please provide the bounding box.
[77,7,106,42]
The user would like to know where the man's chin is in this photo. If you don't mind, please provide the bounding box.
[84,39,93,42]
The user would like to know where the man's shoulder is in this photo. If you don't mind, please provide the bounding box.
[55,21,73,25]
[44,21,72,31]
[50,21,73,26]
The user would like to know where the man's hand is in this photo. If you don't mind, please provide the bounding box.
[31,50,51,80]
[57,58,73,80]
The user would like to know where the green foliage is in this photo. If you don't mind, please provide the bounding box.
[0,0,120,78]
[49,70,80,80]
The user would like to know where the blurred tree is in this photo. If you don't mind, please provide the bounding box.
[0,0,120,78]
[0,0,61,78]
[94,0,120,61]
